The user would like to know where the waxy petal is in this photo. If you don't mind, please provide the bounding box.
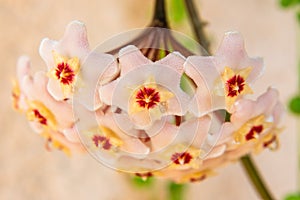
[110,64,190,128]
[62,127,81,143]
[39,21,90,101]
[156,51,185,74]
[216,32,264,82]
[17,56,31,83]
[76,51,118,110]
[185,56,225,116]
[215,31,247,69]
[22,72,74,129]
[119,45,152,75]
[47,129,86,155]
[231,88,280,127]
[39,21,89,68]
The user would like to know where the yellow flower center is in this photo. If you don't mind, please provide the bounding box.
[90,126,123,151]
[49,51,80,97]
[221,67,253,108]
[26,101,57,130]
[129,77,174,115]
[234,115,272,144]
[135,87,160,109]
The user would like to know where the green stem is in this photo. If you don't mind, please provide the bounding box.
[151,0,169,28]
[168,182,186,200]
[183,1,275,199]
[183,0,210,54]
[240,155,275,200]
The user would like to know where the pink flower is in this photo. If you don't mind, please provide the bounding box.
[185,32,264,112]
[39,21,119,110]
[229,88,284,152]
[99,45,191,129]
[14,56,84,155]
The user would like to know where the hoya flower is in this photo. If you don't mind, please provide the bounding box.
[13,56,84,155]
[227,87,284,153]
[39,21,119,109]
[185,32,264,112]
[99,45,191,128]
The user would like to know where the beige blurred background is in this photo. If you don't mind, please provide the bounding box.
[0,0,298,199]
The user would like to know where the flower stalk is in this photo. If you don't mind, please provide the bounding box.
[240,155,274,200]
[184,0,210,54]
[151,0,169,28]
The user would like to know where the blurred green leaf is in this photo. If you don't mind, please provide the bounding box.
[289,95,300,114]
[280,0,300,8]
[169,0,186,23]
[180,73,195,95]
[168,182,186,200]
[131,176,154,188]
[297,11,300,23]
[284,192,300,200]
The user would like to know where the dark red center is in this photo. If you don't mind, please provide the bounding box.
[33,109,47,125]
[135,172,153,179]
[190,174,206,182]
[263,135,277,148]
[245,125,264,141]
[92,135,112,150]
[135,87,160,109]
[226,75,245,97]
[171,152,193,165]
[55,62,75,85]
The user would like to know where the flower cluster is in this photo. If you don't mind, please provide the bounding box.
[12,21,284,183]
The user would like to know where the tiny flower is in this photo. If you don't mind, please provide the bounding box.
[13,58,84,155]
[48,51,80,97]
[185,32,264,112]
[79,112,150,157]
[99,45,191,128]
[26,100,57,131]
[219,88,284,155]
[39,21,119,108]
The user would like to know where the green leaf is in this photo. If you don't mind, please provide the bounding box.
[169,0,186,23]
[180,73,196,95]
[284,192,300,200]
[280,0,300,8]
[168,182,186,200]
[289,95,300,115]
[297,11,300,24]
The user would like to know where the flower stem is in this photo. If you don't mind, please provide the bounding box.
[168,182,186,200]
[183,0,210,54]
[151,0,169,28]
[183,1,275,199]
[240,155,275,200]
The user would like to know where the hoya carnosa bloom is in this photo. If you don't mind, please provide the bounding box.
[185,32,264,112]
[228,87,284,153]
[13,56,84,155]
[39,21,119,108]
[99,45,191,129]
[13,20,284,184]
